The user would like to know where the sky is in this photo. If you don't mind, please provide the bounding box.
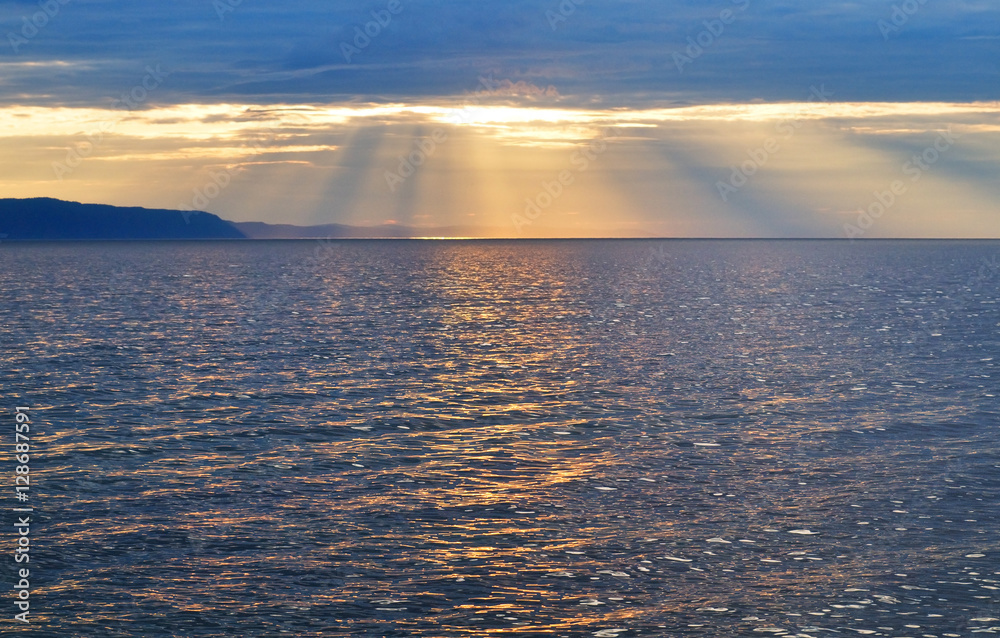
[1,0,998,237]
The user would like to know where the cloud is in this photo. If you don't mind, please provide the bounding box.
[2,1,998,236]
[2,98,998,236]
[478,78,559,100]
[1,0,998,108]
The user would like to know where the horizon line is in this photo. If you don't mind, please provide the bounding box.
[3,237,1000,243]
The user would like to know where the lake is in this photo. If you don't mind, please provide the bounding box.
[1,239,998,636]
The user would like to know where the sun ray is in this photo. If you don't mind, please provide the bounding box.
[3,100,999,236]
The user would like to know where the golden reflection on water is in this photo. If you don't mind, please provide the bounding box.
[10,241,1000,635]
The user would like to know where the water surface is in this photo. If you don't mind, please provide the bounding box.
[1,240,998,636]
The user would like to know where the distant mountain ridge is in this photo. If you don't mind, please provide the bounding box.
[0,198,496,240]
[0,198,245,240]
[231,221,493,239]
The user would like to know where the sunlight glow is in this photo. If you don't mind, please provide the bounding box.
[2,99,998,237]
[3,101,998,145]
